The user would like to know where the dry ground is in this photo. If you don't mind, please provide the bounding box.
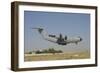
[24,51,90,61]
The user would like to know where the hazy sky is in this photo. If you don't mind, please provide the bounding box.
[24,11,90,52]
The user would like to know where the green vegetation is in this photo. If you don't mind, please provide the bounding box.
[27,48,63,54]
[35,48,63,54]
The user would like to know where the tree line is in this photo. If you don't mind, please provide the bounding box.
[29,48,63,54]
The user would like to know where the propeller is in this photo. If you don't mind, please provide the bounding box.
[65,35,67,40]
[80,37,82,41]
[77,36,82,41]
[59,34,63,39]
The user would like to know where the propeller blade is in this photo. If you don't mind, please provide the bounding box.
[65,35,67,40]
[80,38,82,41]
[77,36,82,41]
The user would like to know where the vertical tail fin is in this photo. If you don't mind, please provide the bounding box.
[32,27,48,37]
[32,28,43,34]
[32,27,57,43]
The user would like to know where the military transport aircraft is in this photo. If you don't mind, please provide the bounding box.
[32,28,82,45]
